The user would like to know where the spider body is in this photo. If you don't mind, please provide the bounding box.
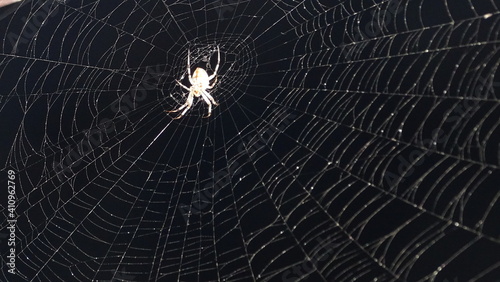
[167,46,220,119]
[191,68,210,91]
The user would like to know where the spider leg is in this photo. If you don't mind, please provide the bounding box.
[173,95,194,119]
[166,92,194,119]
[200,91,213,118]
[208,46,220,80]
[202,89,218,106]
[187,49,191,78]
[176,80,190,91]
[186,49,196,86]
[166,103,186,113]
[177,103,192,118]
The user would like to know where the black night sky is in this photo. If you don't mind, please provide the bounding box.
[0,1,499,281]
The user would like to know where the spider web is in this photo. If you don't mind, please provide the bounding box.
[0,0,499,281]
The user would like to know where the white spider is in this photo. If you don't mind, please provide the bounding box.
[167,46,220,119]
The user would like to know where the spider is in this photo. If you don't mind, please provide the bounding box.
[167,46,220,119]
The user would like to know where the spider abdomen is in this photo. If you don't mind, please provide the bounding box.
[192,68,210,88]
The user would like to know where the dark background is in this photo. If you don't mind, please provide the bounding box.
[0,0,499,281]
